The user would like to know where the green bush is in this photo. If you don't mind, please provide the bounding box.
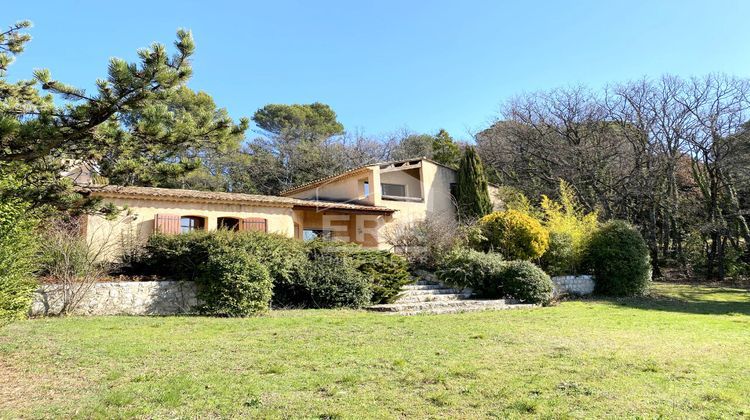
[473,210,549,260]
[584,220,651,296]
[540,232,575,276]
[140,230,307,299]
[196,245,273,316]
[302,242,372,308]
[354,250,411,304]
[0,199,39,323]
[138,231,208,279]
[436,248,505,298]
[498,260,553,305]
[309,241,410,304]
[138,233,405,309]
[437,248,553,304]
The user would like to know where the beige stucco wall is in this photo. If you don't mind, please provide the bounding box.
[287,160,459,250]
[86,196,296,261]
[487,184,504,211]
[380,168,423,199]
[289,167,377,205]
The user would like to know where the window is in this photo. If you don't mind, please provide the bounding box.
[359,178,370,198]
[303,229,333,241]
[217,217,240,231]
[382,183,406,197]
[180,216,205,233]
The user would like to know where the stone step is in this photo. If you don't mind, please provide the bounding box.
[402,284,453,291]
[368,298,520,313]
[415,279,440,286]
[399,288,463,296]
[394,293,471,303]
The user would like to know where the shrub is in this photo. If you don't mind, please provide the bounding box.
[436,248,505,297]
[473,210,549,260]
[138,231,208,280]
[302,241,372,308]
[540,232,575,276]
[140,230,307,287]
[196,245,273,316]
[584,220,651,296]
[0,199,38,323]
[353,250,412,304]
[384,215,466,270]
[39,218,112,315]
[539,180,599,274]
[498,260,553,305]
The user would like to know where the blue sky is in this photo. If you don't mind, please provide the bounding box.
[5,0,750,141]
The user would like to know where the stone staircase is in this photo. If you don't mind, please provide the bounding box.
[367,278,536,315]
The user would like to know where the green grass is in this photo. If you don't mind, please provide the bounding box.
[1,282,749,418]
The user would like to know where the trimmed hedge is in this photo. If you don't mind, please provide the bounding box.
[584,220,651,296]
[302,243,372,308]
[196,245,273,316]
[140,230,307,287]
[436,248,505,298]
[474,210,549,260]
[498,260,553,305]
[437,248,553,304]
[137,233,407,309]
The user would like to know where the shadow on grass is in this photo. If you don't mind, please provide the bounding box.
[606,283,750,316]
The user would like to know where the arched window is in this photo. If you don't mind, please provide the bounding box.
[180,216,206,233]
[217,217,240,231]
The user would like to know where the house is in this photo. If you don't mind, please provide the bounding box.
[80,158,500,259]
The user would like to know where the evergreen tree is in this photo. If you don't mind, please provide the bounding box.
[431,129,461,168]
[0,21,247,209]
[250,103,347,193]
[456,146,492,220]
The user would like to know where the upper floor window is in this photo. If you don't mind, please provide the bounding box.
[180,216,206,233]
[382,183,406,197]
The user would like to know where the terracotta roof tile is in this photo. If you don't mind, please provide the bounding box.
[80,185,395,213]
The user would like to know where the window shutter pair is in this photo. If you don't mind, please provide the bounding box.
[154,214,180,234]
[241,218,267,233]
[154,215,267,234]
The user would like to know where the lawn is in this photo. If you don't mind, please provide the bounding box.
[1,283,749,419]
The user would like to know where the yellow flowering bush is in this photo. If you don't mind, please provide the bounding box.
[474,210,549,260]
[539,180,599,274]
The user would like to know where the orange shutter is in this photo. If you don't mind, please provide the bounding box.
[241,217,267,233]
[154,214,180,234]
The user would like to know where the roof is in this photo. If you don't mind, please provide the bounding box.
[280,157,457,196]
[80,185,396,214]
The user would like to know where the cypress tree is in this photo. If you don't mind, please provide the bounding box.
[456,146,493,220]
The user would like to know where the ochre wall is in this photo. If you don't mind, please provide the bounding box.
[86,196,296,261]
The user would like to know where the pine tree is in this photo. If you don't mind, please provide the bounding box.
[431,129,461,168]
[456,146,492,220]
[0,21,248,209]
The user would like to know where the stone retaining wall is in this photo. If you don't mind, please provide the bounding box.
[30,281,198,316]
[551,275,595,296]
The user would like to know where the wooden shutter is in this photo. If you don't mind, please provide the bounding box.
[154,214,180,234]
[241,217,267,233]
